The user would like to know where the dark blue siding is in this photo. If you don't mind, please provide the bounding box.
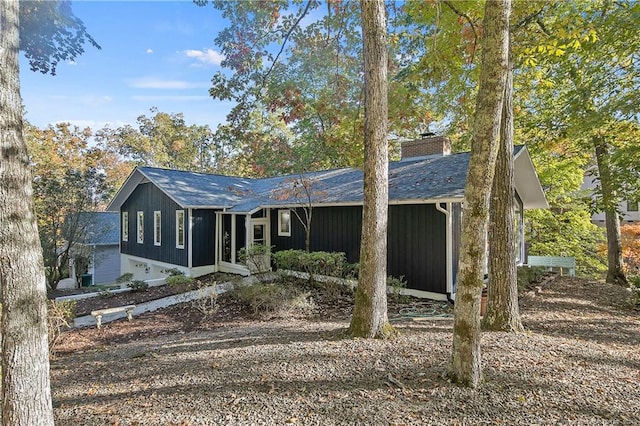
[388,204,447,294]
[121,183,188,267]
[451,202,462,293]
[270,204,450,294]
[192,209,216,267]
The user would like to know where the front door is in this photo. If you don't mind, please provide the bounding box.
[248,218,270,273]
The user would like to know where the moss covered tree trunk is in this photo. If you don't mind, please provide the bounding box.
[450,0,511,388]
[0,1,55,424]
[349,0,395,339]
[594,140,627,286]
[481,43,523,332]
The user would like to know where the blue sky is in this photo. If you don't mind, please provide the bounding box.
[20,1,233,131]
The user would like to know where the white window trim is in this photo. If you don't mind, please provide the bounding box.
[122,211,129,242]
[176,210,185,249]
[154,211,162,246]
[278,209,291,237]
[137,211,144,244]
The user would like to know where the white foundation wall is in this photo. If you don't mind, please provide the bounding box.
[120,254,215,281]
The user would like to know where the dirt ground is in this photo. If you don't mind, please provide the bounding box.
[51,276,640,425]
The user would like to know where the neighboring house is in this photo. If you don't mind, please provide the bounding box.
[68,212,121,286]
[581,175,640,225]
[107,136,548,301]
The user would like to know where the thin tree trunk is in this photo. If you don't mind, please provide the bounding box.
[349,0,395,339]
[481,40,523,332]
[594,140,627,285]
[450,0,511,388]
[0,1,55,424]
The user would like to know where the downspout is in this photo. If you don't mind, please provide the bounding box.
[188,208,193,270]
[435,202,454,301]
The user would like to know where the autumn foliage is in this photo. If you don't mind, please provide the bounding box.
[621,224,640,274]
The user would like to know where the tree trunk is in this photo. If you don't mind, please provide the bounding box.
[450,0,511,388]
[481,41,523,332]
[0,1,56,424]
[349,0,395,339]
[594,140,627,285]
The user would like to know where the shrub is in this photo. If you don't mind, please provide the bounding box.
[387,275,409,302]
[116,272,134,285]
[517,266,547,292]
[166,274,194,287]
[98,289,113,298]
[190,282,219,318]
[227,282,315,318]
[273,249,350,278]
[127,280,148,292]
[162,268,185,277]
[47,299,76,354]
[344,262,360,279]
[238,244,272,273]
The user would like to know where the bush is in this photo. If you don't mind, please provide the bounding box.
[166,274,194,287]
[387,275,409,303]
[344,262,360,279]
[127,280,148,292]
[47,299,76,354]
[116,272,134,285]
[238,244,272,273]
[162,268,185,277]
[227,282,315,318]
[273,249,350,278]
[190,281,219,318]
[517,266,547,292]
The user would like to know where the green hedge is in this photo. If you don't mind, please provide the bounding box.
[272,249,358,279]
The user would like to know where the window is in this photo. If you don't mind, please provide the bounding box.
[176,210,185,249]
[278,209,291,236]
[154,211,161,246]
[122,211,129,242]
[627,201,639,212]
[137,211,144,243]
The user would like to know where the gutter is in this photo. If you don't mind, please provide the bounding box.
[435,202,455,302]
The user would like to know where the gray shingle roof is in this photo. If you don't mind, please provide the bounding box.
[137,167,256,208]
[134,153,472,213]
[73,212,119,245]
[109,145,546,213]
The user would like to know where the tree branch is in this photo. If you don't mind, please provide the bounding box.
[260,0,313,90]
[442,0,479,63]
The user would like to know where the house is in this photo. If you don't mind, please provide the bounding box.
[581,175,640,225]
[107,136,548,300]
[67,212,121,287]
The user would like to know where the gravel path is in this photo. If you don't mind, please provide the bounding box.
[51,276,640,425]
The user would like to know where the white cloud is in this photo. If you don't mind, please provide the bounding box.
[128,77,209,90]
[146,48,153,54]
[183,49,225,66]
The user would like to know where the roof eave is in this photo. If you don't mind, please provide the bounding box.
[514,146,549,209]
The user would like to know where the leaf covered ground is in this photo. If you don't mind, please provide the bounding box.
[51,276,639,425]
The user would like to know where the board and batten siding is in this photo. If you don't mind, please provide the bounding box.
[451,202,463,294]
[387,204,447,294]
[191,209,216,267]
[271,203,450,294]
[121,183,188,267]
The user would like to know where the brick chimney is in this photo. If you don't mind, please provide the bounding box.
[401,133,451,159]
